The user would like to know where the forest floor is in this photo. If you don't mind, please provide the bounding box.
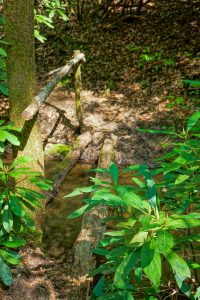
[2,0,200,299]
[35,0,200,167]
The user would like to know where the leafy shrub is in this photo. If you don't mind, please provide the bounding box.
[0,41,8,96]
[0,121,52,286]
[34,0,68,43]
[66,111,200,299]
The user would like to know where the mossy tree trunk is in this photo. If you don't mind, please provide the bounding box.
[4,0,44,175]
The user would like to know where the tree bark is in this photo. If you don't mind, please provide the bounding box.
[4,0,44,176]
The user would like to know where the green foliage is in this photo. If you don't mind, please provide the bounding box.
[66,111,200,299]
[0,122,52,286]
[0,42,8,96]
[127,44,176,72]
[34,0,68,43]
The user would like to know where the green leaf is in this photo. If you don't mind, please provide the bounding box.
[194,287,200,300]
[0,257,12,286]
[10,156,32,168]
[92,276,105,298]
[114,249,140,290]
[22,212,35,230]
[2,205,13,232]
[0,84,8,96]
[98,291,134,300]
[164,250,191,279]
[9,195,25,217]
[3,130,20,146]
[139,165,157,210]
[123,165,140,173]
[132,177,145,188]
[167,218,200,229]
[109,163,118,184]
[68,204,93,218]
[141,240,161,288]
[187,111,200,132]
[0,47,7,57]
[88,168,110,174]
[122,191,149,211]
[64,185,101,198]
[0,239,25,248]
[175,174,189,185]
[129,231,148,245]
[0,249,21,265]
[156,230,174,253]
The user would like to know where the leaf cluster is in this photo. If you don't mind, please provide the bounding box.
[0,122,52,286]
[66,111,200,299]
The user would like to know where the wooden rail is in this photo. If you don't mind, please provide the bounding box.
[22,51,85,131]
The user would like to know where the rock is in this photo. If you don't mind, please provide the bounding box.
[92,132,104,146]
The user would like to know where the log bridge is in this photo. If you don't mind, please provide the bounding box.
[22,50,117,299]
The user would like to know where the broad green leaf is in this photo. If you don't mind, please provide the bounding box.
[0,47,7,57]
[0,84,8,96]
[114,249,140,290]
[109,163,118,184]
[167,218,200,229]
[164,250,191,279]
[132,177,145,188]
[156,230,173,253]
[92,276,105,298]
[194,287,200,300]
[0,249,20,265]
[123,165,140,173]
[141,241,161,288]
[88,261,116,277]
[187,111,200,132]
[122,191,149,211]
[10,156,32,168]
[129,231,148,245]
[64,185,101,198]
[22,212,35,230]
[3,130,20,146]
[176,234,200,243]
[2,205,13,232]
[9,195,25,217]
[68,204,93,218]
[0,257,12,286]
[0,239,25,248]
[175,174,189,185]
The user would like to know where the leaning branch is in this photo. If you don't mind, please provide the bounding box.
[46,131,91,205]
[22,53,85,120]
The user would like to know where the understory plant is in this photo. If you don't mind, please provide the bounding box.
[0,121,52,286]
[66,111,200,299]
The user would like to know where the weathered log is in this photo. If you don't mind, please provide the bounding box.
[22,52,85,121]
[65,137,116,300]
[46,131,91,205]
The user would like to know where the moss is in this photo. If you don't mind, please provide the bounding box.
[45,144,71,157]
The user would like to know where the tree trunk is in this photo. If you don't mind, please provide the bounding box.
[4,0,44,176]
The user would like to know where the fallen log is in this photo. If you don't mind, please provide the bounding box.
[22,52,85,121]
[65,137,116,300]
[46,131,91,205]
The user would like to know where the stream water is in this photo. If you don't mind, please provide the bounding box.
[43,162,93,262]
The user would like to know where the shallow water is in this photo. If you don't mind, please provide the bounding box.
[42,162,93,261]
